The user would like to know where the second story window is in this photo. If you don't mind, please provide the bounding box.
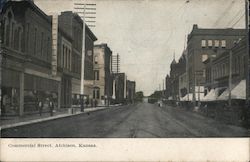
[94,56,98,64]
[94,70,99,80]
[214,40,219,48]
[201,40,206,48]
[221,40,226,48]
[208,40,213,47]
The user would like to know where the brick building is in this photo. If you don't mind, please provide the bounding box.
[93,43,113,106]
[187,24,245,103]
[1,0,60,115]
[203,37,247,101]
[165,52,186,101]
[126,80,136,104]
[112,73,126,104]
[58,11,83,107]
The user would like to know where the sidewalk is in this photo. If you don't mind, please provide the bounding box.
[0,106,112,130]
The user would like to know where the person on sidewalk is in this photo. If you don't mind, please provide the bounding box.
[49,100,54,116]
[38,100,43,116]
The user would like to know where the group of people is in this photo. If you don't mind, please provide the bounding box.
[38,98,54,116]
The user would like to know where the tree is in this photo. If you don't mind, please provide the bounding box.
[135,91,144,102]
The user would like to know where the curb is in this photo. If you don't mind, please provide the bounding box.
[0,107,108,130]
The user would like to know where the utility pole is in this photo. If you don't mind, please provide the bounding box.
[229,50,232,107]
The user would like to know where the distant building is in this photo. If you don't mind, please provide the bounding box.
[187,24,245,102]
[112,73,126,104]
[126,80,136,104]
[93,43,113,106]
[166,52,186,101]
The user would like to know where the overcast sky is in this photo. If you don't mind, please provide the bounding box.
[34,0,245,96]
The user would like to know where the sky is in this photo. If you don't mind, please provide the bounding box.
[34,0,245,96]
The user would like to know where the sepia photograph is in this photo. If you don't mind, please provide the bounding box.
[0,0,250,140]
[0,0,250,139]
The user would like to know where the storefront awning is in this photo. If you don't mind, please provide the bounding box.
[217,80,246,100]
[203,88,220,101]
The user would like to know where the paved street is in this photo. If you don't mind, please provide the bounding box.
[1,103,249,137]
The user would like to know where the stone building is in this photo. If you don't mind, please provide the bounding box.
[187,24,245,102]
[93,43,113,106]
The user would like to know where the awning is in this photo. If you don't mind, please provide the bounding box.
[168,96,173,100]
[180,93,205,101]
[231,80,246,99]
[217,80,246,100]
[203,88,220,101]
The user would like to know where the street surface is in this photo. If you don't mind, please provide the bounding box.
[1,103,249,137]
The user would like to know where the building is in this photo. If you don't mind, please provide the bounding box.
[112,73,126,104]
[165,52,186,101]
[187,24,245,103]
[1,0,60,115]
[203,37,247,101]
[83,25,97,101]
[126,80,136,104]
[57,11,84,108]
[93,43,113,106]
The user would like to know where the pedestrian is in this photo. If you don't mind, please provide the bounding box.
[49,100,54,116]
[94,99,98,107]
[38,100,43,116]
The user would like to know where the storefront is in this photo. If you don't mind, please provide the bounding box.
[1,68,20,116]
[23,73,59,113]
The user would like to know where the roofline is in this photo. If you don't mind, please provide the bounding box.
[4,0,52,23]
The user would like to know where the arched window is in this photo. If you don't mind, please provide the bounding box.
[5,12,12,46]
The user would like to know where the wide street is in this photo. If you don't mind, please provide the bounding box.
[1,103,249,137]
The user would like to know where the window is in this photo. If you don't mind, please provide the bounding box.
[26,23,30,52]
[94,70,99,80]
[34,28,37,55]
[41,32,44,56]
[47,37,50,61]
[202,54,208,62]
[94,56,98,64]
[208,40,213,47]
[214,40,219,48]
[201,40,206,47]
[96,89,100,99]
[221,40,226,48]
[93,89,95,99]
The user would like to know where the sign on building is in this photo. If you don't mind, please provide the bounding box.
[52,14,58,76]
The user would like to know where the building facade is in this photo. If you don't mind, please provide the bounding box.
[1,1,60,115]
[93,43,113,106]
[126,80,136,104]
[187,24,245,102]
[204,37,247,100]
[58,11,83,107]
